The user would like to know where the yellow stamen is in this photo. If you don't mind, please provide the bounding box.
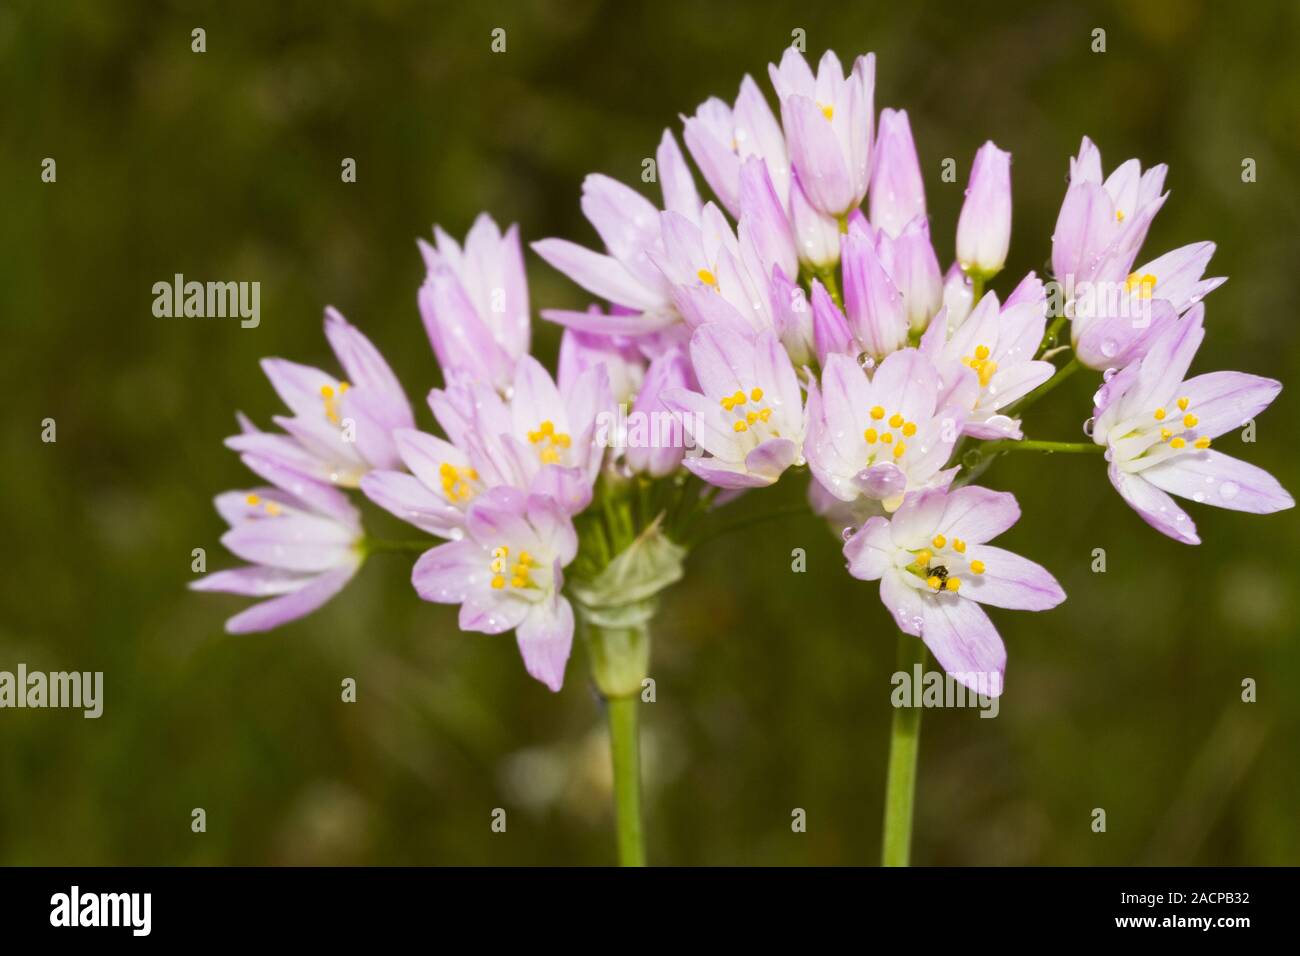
[1160,428,1172,442]
[320,385,334,398]
[697,268,717,286]
[932,535,946,549]
[246,494,260,506]
[953,539,966,553]
[946,577,962,592]
[893,442,906,458]
[264,502,281,516]
[733,420,747,433]
[970,560,985,575]
[902,422,917,437]
[913,550,932,567]
[1176,397,1189,411]
[820,103,833,121]
[880,432,892,444]
[870,406,885,420]
[974,344,991,361]
[1170,437,1186,450]
[750,388,764,402]
[1194,436,1211,449]
[491,575,506,590]
[733,390,747,407]
[1183,414,1198,428]
[863,428,877,443]
[1116,209,1126,222]
[927,575,942,590]
[1153,408,1166,420]
[889,413,904,428]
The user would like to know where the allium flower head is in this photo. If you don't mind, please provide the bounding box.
[683,75,790,217]
[844,486,1066,695]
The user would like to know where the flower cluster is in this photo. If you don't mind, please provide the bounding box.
[195,47,1292,700]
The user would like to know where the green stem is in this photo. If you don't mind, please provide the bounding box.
[969,272,985,306]
[607,695,645,867]
[815,266,842,309]
[980,438,1103,455]
[362,538,433,555]
[1040,313,1069,355]
[1007,356,1081,416]
[882,632,926,866]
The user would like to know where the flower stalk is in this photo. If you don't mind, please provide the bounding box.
[882,631,926,866]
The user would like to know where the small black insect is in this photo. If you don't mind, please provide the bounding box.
[926,564,949,585]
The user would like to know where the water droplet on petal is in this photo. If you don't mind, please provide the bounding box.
[857,352,875,370]
[1100,339,1118,358]
[1220,480,1240,501]
[1082,417,1096,437]
[1192,491,1206,503]
[841,526,857,542]
[1102,367,1117,382]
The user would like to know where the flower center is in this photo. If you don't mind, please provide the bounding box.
[489,546,536,590]
[527,420,572,465]
[437,462,479,504]
[319,382,351,425]
[863,406,917,462]
[907,534,986,593]
[1125,272,1158,299]
[962,344,998,388]
[721,387,776,436]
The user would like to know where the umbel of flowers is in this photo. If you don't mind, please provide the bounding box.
[194,47,1292,866]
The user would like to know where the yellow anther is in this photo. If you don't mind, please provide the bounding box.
[721,396,735,410]
[870,406,885,420]
[864,428,878,444]
[539,447,561,464]
[1116,209,1126,222]
[264,502,281,516]
[492,546,509,558]
[750,388,764,401]
[246,494,260,506]
[555,433,571,448]
[1177,397,1190,411]
[491,558,506,573]
[889,413,904,428]
[974,344,991,361]
[970,560,985,575]
[517,551,532,566]
[733,420,748,433]
[820,103,834,121]
[1183,414,1198,428]
[540,420,555,436]
[1170,437,1186,450]
[913,550,931,566]
[527,430,542,443]
[511,576,528,589]
[902,422,917,437]
[978,361,998,387]
[1194,436,1211,449]
[926,575,942,590]
[732,390,747,406]
[465,468,479,480]
[932,535,946,549]
[320,385,334,398]
[1153,408,1166,420]
[946,577,962,592]
[747,411,759,425]
[491,575,506,590]
[1160,428,1172,442]
[953,539,966,553]
[759,407,772,422]
[893,442,906,458]
[338,381,351,393]
[880,432,892,444]
[697,268,718,286]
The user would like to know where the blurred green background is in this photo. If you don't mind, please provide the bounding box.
[2,0,1298,865]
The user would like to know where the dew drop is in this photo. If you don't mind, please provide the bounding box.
[1220,480,1240,501]
[1100,338,1118,359]
[1102,367,1117,382]
[1082,417,1096,438]
[857,352,876,370]
[841,526,857,542]
[1192,491,1206,503]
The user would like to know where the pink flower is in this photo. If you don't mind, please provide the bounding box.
[918,275,1055,439]
[624,346,693,477]
[191,453,363,634]
[844,486,1066,695]
[683,76,790,217]
[418,214,530,391]
[805,349,966,514]
[1091,306,1293,544]
[413,488,578,692]
[227,308,414,487]
[955,141,1012,279]
[1051,136,1168,289]
[768,48,875,218]
[534,133,699,337]
[662,324,805,488]
[869,108,926,239]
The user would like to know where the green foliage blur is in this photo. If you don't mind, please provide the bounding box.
[2,0,1298,865]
